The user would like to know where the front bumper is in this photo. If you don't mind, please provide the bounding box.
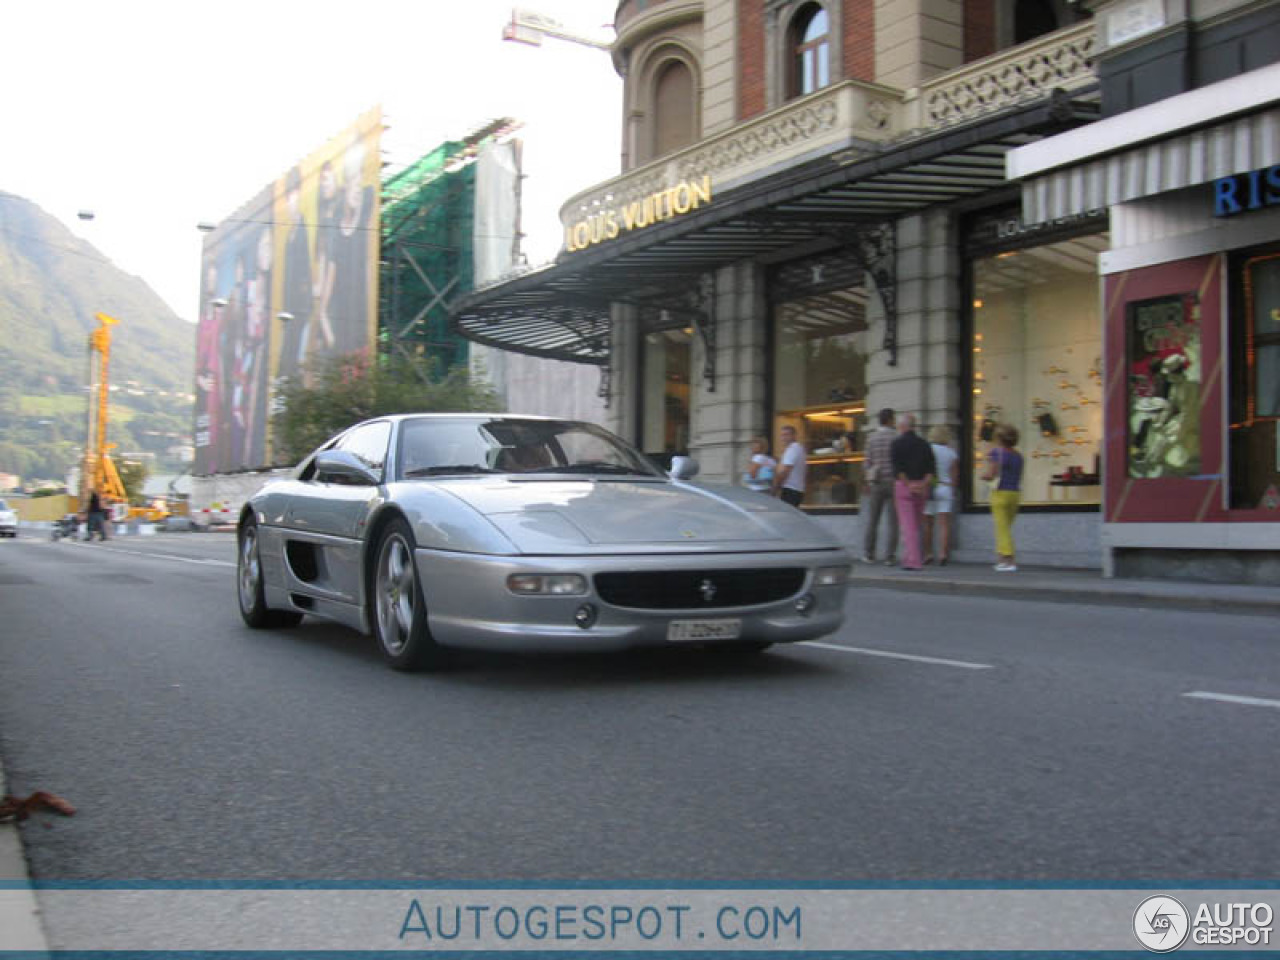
[414,548,851,652]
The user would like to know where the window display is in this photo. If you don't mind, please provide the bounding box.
[771,280,870,510]
[1229,247,1280,509]
[640,325,691,459]
[970,232,1107,506]
[1126,293,1202,478]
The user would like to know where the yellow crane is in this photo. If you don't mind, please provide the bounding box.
[79,312,126,509]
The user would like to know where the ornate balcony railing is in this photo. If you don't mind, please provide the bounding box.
[561,78,904,228]
[915,21,1096,129]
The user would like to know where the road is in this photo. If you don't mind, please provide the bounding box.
[0,531,1277,884]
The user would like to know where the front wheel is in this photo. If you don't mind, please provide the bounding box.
[238,517,303,629]
[371,518,445,672]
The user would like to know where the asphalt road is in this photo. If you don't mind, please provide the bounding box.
[0,531,1277,883]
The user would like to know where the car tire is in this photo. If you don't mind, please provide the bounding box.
[371,517,445,672]
[238,517,303,629]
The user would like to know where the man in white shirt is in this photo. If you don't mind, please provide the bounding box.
[772,424,808,507]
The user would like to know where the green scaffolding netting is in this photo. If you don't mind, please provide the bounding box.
[378,140,476,379]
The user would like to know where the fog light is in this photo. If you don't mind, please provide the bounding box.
[574,604,597,629]
[507,573,587,596]
[815,564,852,586]
[795,593,816,617]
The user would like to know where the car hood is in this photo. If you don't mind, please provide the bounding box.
[430,477,839,554]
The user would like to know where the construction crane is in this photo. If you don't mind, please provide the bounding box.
[79,312,126,509]
[502,7,612,50]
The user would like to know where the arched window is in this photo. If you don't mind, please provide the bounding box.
[791,4,830,98]
[653,59,695,158]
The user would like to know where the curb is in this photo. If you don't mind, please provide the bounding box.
[847,570,1280,618]
[0,763,51,952]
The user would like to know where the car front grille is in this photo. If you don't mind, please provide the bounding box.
[594,568,807,610]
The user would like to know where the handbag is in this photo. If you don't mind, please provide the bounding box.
[986,447,1003,494]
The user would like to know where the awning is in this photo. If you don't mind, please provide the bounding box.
[451,90,1099,367]
[1009,64,1280,223]
[1018,106,1280,223]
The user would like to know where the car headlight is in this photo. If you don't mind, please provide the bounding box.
[507,573,588,596]
[815,564,852,586]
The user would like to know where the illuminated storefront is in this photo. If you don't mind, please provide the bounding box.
[964,207,1108,509]
[769,251,870,511]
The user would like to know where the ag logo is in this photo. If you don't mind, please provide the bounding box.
[1134,895,1190,952]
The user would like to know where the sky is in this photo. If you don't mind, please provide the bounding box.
[0,0,622,323]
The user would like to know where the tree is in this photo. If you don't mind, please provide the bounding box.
[116,459,149,505]
[271,350,501,464]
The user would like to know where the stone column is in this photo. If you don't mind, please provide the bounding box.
[689,261,770,484]
[864,211,961,435]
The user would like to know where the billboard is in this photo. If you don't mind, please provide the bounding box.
[194,108,382,474]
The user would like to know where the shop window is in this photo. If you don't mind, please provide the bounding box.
[1229,247,1280,509]
[970,233,1107,506]
[653,59,696,159]
[640,321,691,463]
[790,3,831,98]
[772,279,869,510]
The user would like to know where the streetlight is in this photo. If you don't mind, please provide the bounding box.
[502,7,612,49]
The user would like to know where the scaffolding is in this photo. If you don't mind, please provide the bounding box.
[378,118,520,380]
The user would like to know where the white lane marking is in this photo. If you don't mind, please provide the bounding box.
[800,641,994,670]
[74,542,234,568]
[1184,691,1280,710]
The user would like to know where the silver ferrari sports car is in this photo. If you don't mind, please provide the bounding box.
[237,414,852,670]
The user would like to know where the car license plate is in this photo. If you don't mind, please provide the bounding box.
[667,618,742,642]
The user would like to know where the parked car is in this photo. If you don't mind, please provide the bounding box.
[236,414,852,670]
[0,498,16,537]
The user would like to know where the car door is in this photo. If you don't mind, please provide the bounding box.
[279,420,392,604]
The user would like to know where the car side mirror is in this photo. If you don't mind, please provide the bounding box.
[315,450,380,486]
[668,455,699,481]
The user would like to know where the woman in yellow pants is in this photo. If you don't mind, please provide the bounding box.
[981,424,1024,572]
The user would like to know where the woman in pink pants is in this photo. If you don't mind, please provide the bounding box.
[889,413,936,571]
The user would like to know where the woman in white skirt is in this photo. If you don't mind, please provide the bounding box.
[923,425,958,565]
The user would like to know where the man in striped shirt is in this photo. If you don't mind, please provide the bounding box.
[861,407,898,565]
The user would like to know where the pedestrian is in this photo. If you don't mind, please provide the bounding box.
[742,436,776,494]
[85,489,108,542]
[772,424,808,507]
[889,413,935,571]
[922,424,958,565]
[982,423,1024,571]
[860,407,898,565]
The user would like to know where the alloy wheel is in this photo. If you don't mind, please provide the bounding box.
[376,534,416,655]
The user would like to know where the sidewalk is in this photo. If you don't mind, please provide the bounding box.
[0,765,51,952]
[847,558,1280,617]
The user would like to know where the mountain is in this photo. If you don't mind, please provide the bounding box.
[0,191,195,485]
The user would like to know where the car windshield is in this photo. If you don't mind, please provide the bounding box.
[397,417,663,480]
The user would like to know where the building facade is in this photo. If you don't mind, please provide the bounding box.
[1008,0,1280,582]
[454,0,1112,567]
